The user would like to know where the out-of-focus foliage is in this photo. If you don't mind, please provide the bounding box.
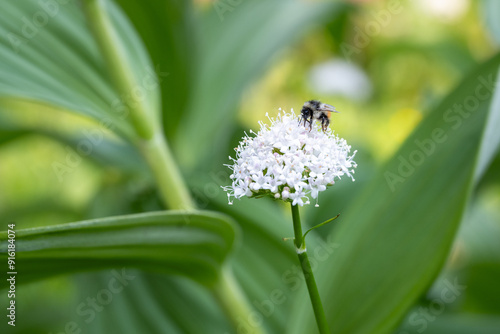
[0,211,237,288]
[0,0,499,334]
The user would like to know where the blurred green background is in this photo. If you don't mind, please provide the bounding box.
[1,0,499,333]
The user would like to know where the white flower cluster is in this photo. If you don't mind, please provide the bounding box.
[222,109,357,206]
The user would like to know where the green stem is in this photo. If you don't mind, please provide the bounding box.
[140,132,195,211]
[83,0,191,210]
[213,268,266,334]
[291,204,330,334]
[83,0,154,139]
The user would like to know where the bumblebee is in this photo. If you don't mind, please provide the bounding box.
[299,100,338,132]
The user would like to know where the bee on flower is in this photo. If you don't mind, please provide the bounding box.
[222,106,357,207]
[300,99,339,132]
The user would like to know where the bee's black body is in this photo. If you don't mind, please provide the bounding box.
[300,99,337,132]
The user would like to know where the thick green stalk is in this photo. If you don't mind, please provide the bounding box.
[83,0,154,139]
[82,0,193,210]
[140,132,195,211]
[291,204,330,334]
[213,268,266,334]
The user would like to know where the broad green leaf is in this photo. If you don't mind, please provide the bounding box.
[175,1,348,169]
[0,0,157,140]
[290,54,500,333]
[303,151,373,237]
[0,210,237,287]
[54,132,146,175]
[0,98,148,175]
[61,271,233,334]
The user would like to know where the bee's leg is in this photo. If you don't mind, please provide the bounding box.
[320,115,329,132]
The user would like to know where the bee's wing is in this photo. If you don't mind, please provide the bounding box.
[323,104,339,113]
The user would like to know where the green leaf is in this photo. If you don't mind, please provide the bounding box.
[0,210,237,287]
[290,54,500,333]
[0,97,148,175]
[65,271,234,334]
[0,0,157,141]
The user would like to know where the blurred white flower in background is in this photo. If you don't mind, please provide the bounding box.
[308,59,372,102]
[417,0,468,21]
